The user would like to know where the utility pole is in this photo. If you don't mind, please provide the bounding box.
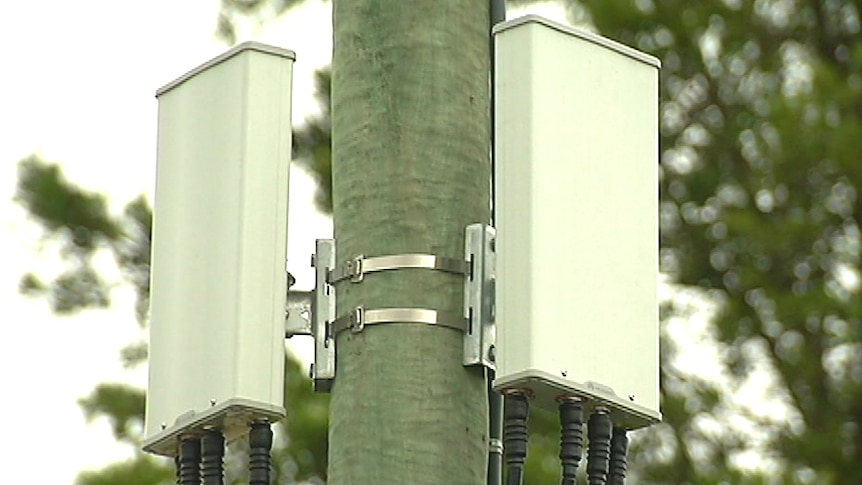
[329,1,491,483]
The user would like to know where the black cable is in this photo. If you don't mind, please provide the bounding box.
[177,436,201,485]
[488,369,504,485]
[503,392,530,485]
[249,422,274,485]
[488,3,507,483]
[608,427,629,485]
[586,409,612,485]
[559,398,585,485]
[201,429,225,485]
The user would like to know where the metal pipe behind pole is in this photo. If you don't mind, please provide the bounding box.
[489,0,505,226]
[488,3,505,485]
[487,370,504,485]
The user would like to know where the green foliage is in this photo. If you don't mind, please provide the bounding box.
[217,0,329,44]
[15,158,331,483]
[11,3,337,485]
[119,341,149,368]
[557,0,862,482]
[114,195,153,325]
[79,384,147,443]
[523,407,567,481]
[18,272,45,294]
[277,356,330,482]
[15,155,120,246]
[14,155,131,315]
[50,265,112,312]
[293,69,333,214]
[74,456,174,485]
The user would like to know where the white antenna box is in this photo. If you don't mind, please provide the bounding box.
[493,16,661,428]
[144,42,295,456]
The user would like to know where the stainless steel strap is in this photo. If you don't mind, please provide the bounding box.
[327,254,470,283]
[329,307,469,336]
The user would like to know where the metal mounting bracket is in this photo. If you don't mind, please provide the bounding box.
[285,290,313,337]
[311,239,336,392]
[297,226,497,392]
[464,223,497,369]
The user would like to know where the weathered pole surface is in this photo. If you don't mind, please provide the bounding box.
[330,1,491,483]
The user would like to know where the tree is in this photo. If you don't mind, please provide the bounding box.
[14,2,337,484]
[543,1,862,483]
[15,155,176,485]
[15,155,330,485]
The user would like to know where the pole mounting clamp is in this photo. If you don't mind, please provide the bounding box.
[305,226,497,392]
[327,253,469,284]
[329,306,469,337]
[310,239,336,392]
[463,223,496,369]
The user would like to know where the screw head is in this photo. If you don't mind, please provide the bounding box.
[161,422,167,430]
[561,370,568,377]
[628,394,635,401]
[487,345,496,362]
[210,398,217,407]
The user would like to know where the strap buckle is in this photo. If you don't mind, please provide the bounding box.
[351,306,365,333]
[348,255,365,283]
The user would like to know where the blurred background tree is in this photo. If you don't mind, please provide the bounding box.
[15,0,862,484]
[14,4,332,484]
[543,1,861,484]
[15,154,330,485]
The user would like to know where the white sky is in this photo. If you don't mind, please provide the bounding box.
[0,2,572,484]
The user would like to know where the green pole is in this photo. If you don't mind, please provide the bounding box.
[329,1,491,483]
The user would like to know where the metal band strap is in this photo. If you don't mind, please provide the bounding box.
[327,254,470,284]
[329,307,469,337]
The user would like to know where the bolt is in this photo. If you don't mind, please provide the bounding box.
[628,395,635,401]
[210,398,217,407]
[161,422,167,430]
[488,345,496,362]
[561,370,568,377]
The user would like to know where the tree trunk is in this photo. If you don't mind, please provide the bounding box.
[329,1,490,483]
